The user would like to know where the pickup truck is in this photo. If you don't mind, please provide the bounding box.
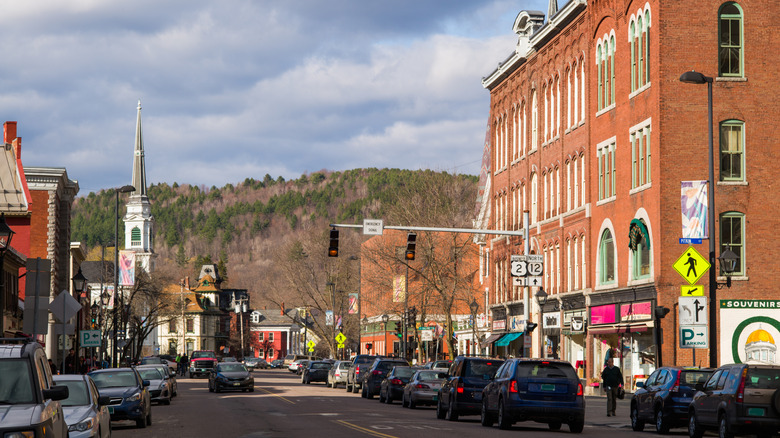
[189,350,218,378]
[346,354,378,393]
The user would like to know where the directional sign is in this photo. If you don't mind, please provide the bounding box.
[80,330,101,347]
[513,277,526,286]
[679,297,707,325]
[527,276,543,287]
[673,246,710,285]
[681,285,704,296]
[680,325,708,349]
[335,332,346,344]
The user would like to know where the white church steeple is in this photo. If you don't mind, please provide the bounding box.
[124,100,155,273]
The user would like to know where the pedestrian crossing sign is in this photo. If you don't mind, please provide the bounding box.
[673,246,710,285]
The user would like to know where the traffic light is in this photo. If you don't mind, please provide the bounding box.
[394,323,403,338]
[407,306,417,325]
[654,306,671,319]
[328,228,339,257]
[526,322,538,333]
[405,232,417,261]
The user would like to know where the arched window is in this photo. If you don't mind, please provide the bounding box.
[609,35,615,105]
[630,21,637,91]
[599,229,616,285]
[720,119,745,181]
[720,212,745,276]
[596,45,603,110]
[719,2,743,77]
[131,226,141,244]
[531,91,539,149]
[531,173,538,224]
[629,219,651,280]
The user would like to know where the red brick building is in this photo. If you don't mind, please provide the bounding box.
[479,0,777,390]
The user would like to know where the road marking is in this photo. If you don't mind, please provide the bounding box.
[335,420,399,438]
[258,387,296,404]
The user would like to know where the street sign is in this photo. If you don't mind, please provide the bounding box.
[681,285,704,296]
[363,219,384,235]
[307,340,316,353]
[526,276,543,287]
[679,238,703,245]
[513,277,526,286]
[335,332,346,344]
[680,325,708,348]
[510,259,527,277]
[81,330,101,347]
[673,246,710,285]
[679,297,708,325]
[49,290,81,324]
[528,262,544,276]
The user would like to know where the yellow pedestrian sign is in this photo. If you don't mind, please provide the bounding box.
[335,332,346,344]
[307,340,316,353]
[673,246,710,285]
[681,285,704,296]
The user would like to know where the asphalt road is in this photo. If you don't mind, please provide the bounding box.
[110,368,693,438]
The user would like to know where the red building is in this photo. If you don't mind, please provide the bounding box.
[248,308,302,361]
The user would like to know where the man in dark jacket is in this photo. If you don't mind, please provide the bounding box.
[601,357,623,416]
[179,354,189,376]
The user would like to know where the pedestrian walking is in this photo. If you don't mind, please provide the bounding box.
[64,348,76,374]
[179,354,188,377]
[601,357,623,417]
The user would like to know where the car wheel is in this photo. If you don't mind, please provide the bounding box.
[497,398,511,430]
[436,398,447,419]
[773,389,780,414]
[568,417,585,434]
[549,421,562,431]
[353,382,360,393]
[480,399,495,427]
[146,408,152,426]
[136,417,146,429]
[379,390,386,403]
[215,385,221,393]
[631,404,645,431]
[408,396,416,409]
[447,395,459,422]
[385,393,393,404]
[689,411,704,438]
[164,398,171,405]
[718,414,734,438]
[208,382,214,392]
[366,386,374,399]
[346,382,352,392]
[249,386,254,392]
[361,385,367,398]
[401,393,408,408]
[655,408,670,434]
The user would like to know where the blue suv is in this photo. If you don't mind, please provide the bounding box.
[480,358,585,432]
[89,367,151,428]
[436,356,504,421]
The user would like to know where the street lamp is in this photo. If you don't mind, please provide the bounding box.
[69,267,88,373]
[112,185,135,367]
[535,288,548,358]
[382,314,389,356]
[469,299,479,357]
[679,70,731,368]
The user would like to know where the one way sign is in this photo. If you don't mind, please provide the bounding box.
[679,297,707,326]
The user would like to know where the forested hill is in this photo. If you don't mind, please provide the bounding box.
[71,168,479,289]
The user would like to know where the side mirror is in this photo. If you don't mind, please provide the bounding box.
[636,381,645,388]
[43,385,69,401]
[98,395,111,406]
[142,380,151,387]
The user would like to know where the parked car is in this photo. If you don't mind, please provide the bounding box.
[283,354,319,368]
[270,359,284,368]
[88,367,152,428]
[244,357,268,371]
[436,356,504,421]
[0,339,69,438]
[289,359,310,375]
[189,350,218,378]
[156,354,179,373]
[480,358,585,432]
[136,366,172,405]
[302,360,333,384]
[221,357,238,363]
[403,369,447,408]
[362,357,410,399]
[426,360,453,371]
[379,366,415,404]
[53,374,112,438]
[140,355,176,374]
[689,362,780,438]
[346,354,379,393]
[208,362,255,393]
[327,360,351,388]
[137,363,178,397]
[630,366,713,433]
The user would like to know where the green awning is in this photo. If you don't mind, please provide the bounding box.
[494,332,523,347]
[628,218,651,251]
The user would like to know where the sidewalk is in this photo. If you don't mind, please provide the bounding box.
[584,395,631,428]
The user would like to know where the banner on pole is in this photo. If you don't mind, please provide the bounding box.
[119,250,136,286]
[681,180,708,239]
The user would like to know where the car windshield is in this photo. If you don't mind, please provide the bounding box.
[746,368,780,389]
[516,362,577,379]
[218,364,247,373]
[0,359,35,404]
[339,362,351,369]
[138,368,163,380]
[90,371,137,388]
[141,357,163,364]
[432,361,450,368]
[464,360,503,379]
[392,367,414,378]
[417,371,445,381]
[56,380,90,407]
[378,361,406,371]
[356,357,376,364]
[680,370,712,387]
[192,352,215,359]
[311,363,332,370]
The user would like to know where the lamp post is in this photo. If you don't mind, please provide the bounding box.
[382,314,389,356]
[349,255,361,355]
[535,288,548,358]
[469,299,479,357]
[100,290,110,364]
[111,185,135,367]
[0,214,15,326]
[234,295,249,360]
[69,267,88,373]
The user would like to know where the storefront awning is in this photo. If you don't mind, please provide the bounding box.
[588,322,653,335]
[481,333,503,348]
[494,332,523,347]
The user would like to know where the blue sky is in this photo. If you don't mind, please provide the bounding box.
[0,1,550,194]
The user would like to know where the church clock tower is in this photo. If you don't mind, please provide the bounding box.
[124,100,155,273]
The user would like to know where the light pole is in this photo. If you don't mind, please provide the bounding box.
[69,267,88,373]
[469,299,479,357]
[349,255,361,355]
[234,295,249,359]
[112,185,135,367]
[679,71,738,368]
[535,288,548,358]
[382,314,389,356]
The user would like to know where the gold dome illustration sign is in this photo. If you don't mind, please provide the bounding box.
[719,300,780,364]
[673,246,710,285]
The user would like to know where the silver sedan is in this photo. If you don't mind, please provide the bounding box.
[53,374,112,438]
[402,370,446,409]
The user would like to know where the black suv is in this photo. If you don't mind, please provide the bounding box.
[0,339,70,438]
[436,356,504,421]
[346,354,378,393]
[361,357,409,399]
[630,366,713,433]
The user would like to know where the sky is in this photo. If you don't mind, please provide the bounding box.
[0,0,551,195]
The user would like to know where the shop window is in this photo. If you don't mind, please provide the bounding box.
[599,229,616,285]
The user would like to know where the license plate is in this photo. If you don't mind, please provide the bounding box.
[748,407,766,416]
[108,407,114,414]
[541,384,556,391]
[233,383,240,386]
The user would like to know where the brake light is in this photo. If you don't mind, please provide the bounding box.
[509,380,518,393]
[671,370,682,393]
[457,381,464,394]
[736,367,747,403]
[577,382,583,396]
[415,383,430,389]
[542,361,550,365]
[372,370,383,375]
[486,362,492,365]
[391,378,403,385]
[355,368,360,375]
